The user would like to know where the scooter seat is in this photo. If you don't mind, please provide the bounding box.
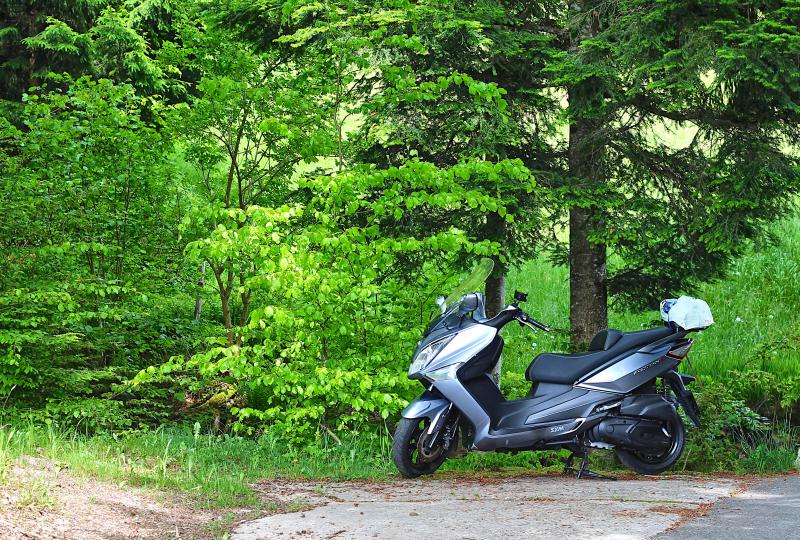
[525,326,676,385]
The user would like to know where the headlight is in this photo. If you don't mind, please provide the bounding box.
[409,335,455,375]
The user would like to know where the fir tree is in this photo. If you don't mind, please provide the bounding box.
[231,0,800,347]
[0,0,103,103]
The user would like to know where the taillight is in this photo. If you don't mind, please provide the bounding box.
[666,340,694,359]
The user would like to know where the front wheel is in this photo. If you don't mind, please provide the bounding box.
[616,415,686,475]
[392,417,448,478]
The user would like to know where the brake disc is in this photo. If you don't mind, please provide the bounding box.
[417,430,444,462]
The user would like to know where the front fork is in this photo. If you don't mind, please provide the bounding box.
[402,392,465,456]
[421,403,453,452]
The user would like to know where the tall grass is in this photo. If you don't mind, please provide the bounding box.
[737,426,800,474]
[503,215,800,379]
[0,424,397,508]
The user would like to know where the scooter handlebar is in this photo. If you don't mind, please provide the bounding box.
[484,307,551,332]
[484,307,518,328]
[517,311,551,332]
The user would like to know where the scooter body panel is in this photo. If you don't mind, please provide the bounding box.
[431,378,494,449]
[575,344,681,394]
[430,376,620,451]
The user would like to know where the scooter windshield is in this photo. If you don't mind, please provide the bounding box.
[440,258,494,318]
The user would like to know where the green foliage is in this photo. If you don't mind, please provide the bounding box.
[1,76,174,269]
[0,0,102,104]
[0,76,210,431]
[277,0,800,310]
[138,159,533,441]
[23,17,92,58]
[681,378,798,472]
[90,6,167,95]
[1,0,799,480]
[726,368,800,420]
[0,0,195,112]
[587,0,800,306]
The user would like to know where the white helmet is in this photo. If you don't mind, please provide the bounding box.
[661,296,714,331]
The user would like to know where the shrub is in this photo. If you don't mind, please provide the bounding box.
[682,375,798,472]
[136,159,536,442]
[682,378,765,471]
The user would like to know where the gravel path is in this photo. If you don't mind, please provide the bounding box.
[233,475,742,540]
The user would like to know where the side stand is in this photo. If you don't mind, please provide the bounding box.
[563,451,617,481]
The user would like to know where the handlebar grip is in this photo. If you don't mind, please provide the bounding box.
[519,312,551,332]
[531,319,551,332]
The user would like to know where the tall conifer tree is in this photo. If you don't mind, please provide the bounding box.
[204,0,800,347]
[0,0,102,103]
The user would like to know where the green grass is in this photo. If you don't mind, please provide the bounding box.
[502,214,800,380]
[0,424,398,508]
[738,441,799,474]
[0,423,576,511]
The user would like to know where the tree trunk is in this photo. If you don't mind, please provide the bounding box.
[212,265,235,345]
[567,3,608,351]
[237,270,251,346]
[485,263,506,387]
[568,205,607,350]
[484,264,506,318]
[194,261,206,320]
[221,292,233,345]
[568,101,608,349]
[484,212,507,317]
[484,212,507,386]
[25,9,37,91]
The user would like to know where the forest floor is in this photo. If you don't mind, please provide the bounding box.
[6,456,793,540]
[0,456,251,539]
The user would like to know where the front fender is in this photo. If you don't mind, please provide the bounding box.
[402,392,451,420]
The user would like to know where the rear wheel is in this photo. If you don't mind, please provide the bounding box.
[392,417,448,478]
[616,415,686,475]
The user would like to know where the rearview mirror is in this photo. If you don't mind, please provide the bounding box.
[459,293,479,314]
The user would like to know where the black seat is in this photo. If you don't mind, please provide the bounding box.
[525,326,676,385]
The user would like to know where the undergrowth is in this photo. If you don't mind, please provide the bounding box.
[502,215,800,380]
[2,217,799,506]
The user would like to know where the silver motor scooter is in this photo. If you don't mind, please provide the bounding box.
[393,258,703,479]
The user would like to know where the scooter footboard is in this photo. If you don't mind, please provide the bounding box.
[402,391,451,420]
